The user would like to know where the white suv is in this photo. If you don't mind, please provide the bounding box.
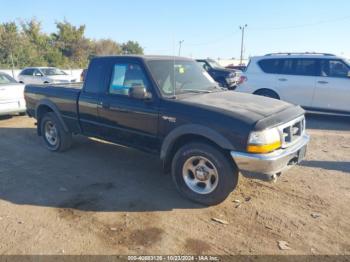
[236,53,350,115]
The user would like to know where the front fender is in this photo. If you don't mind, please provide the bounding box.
[160,124,235,161]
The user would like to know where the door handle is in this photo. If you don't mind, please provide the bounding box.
[278,78,287,82]
[317,81,328,84]
[97,101,110,109]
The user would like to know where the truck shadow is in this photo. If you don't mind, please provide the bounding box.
[301,160,350,174]
[306,114,350,131]
[0,127,202,212]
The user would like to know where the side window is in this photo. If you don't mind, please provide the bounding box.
[109,63,149,96]
[258,59,281,74]
[22,69,34,76]
[294,59,318,76]
[280,59,295,75]
[33,69,42,76]
[20,69,28,76]
[326,60,350,78]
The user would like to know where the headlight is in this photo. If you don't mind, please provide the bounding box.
[247,128,281,154]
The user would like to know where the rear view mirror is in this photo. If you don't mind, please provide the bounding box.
[129,85,152,100]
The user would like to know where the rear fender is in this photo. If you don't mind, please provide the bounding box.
[35,99,69,135]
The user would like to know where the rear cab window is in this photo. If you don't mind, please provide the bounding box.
[83,60,107,94]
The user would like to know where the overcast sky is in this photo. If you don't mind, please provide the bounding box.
[1,0,350,59]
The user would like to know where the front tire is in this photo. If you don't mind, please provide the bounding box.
[171,142,238,206]
[40,112,72,152]
[254,89,280,99]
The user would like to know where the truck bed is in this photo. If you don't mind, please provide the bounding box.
[24,83,82,132]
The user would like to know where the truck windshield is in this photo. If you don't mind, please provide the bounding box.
[41,68,67,76]
[147,59,218,97]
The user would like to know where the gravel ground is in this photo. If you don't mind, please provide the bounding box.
[0,115,349,255]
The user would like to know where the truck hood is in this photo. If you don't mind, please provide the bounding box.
[179,91,303,128]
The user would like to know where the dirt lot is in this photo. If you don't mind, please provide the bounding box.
[0,115,349,255]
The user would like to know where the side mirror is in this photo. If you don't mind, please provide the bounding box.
[347,71,350,78]
[129,85,152,100]
[34,72,43,77]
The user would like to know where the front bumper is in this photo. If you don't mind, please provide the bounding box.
[231,133,310,181]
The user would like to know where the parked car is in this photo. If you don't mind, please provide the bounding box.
[236,53,350,115]
[18,67,77,85]
[226,64,247,71]
[25,55,309,206]
[196,59,241,89]
[0,72,26,116]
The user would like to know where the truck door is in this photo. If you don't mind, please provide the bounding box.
[98,59,160,153]
[78,59,107,137]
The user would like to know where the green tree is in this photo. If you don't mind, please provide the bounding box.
[51,20,92,68]
[0,19,144,69]
[121,40,144,55]
[20,19,49,66]
[94,39,121,56]
[0,22,19,71]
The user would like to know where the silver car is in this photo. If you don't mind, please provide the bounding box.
[0,72,26,116]
[18,67,77,85]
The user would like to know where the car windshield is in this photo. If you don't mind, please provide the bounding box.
[207,59,224,69]
[41,68,67,76]
[147,59,218,97]
[0,73,17,84]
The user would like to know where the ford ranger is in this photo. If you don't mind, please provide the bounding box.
[24,55,309,206]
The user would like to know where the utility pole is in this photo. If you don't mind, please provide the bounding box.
[178,40,184,56]
[239,24,247,65]
[10,51,15,78]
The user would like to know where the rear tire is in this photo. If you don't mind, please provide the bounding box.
[171,142,238,206]
[254,89,280,99]
[40,112,72,152]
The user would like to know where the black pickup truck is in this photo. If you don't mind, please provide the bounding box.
[25,55,309,206]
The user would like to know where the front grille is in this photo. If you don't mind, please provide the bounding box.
[279,116,305,148]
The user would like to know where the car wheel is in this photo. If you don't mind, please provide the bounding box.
[40,112,72,152]
[171,142,238,206]
[254,89,280,99]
